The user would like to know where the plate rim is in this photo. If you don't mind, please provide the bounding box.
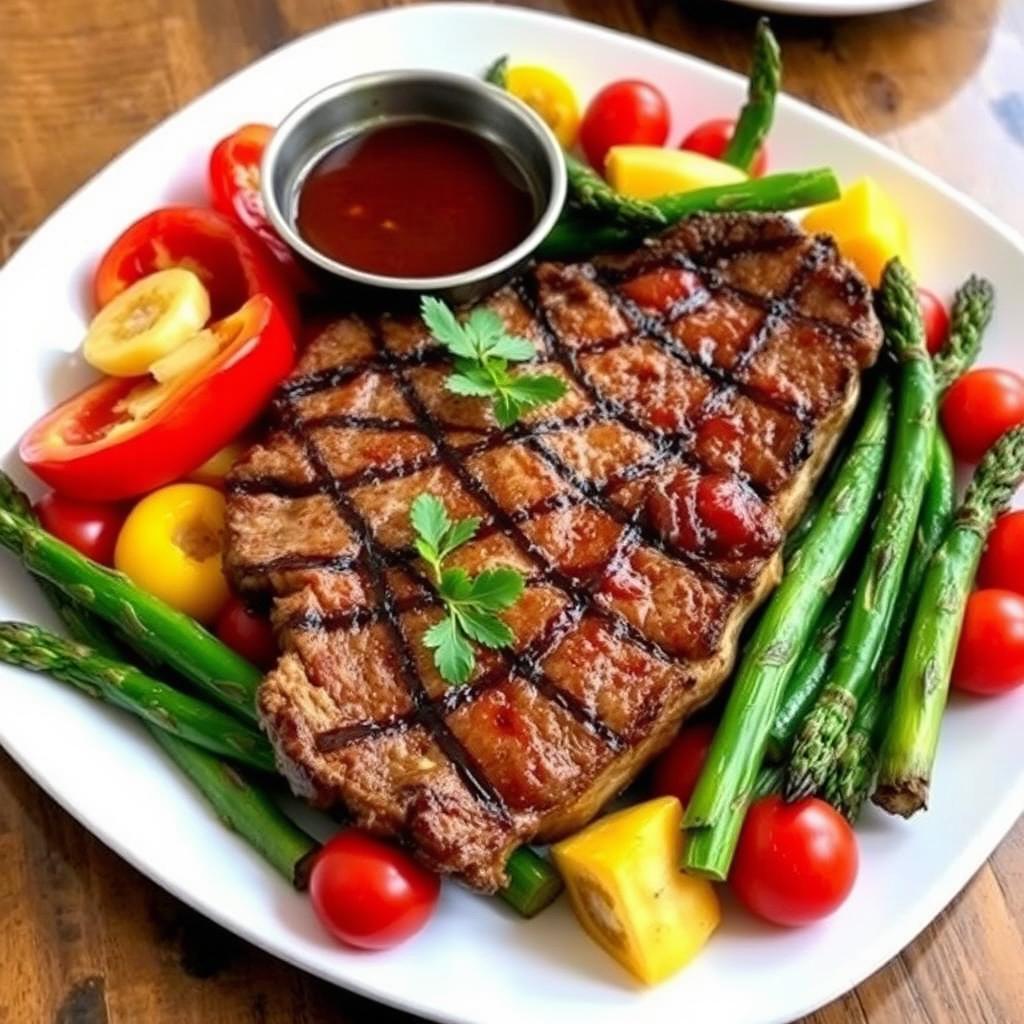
[1,6,1022,1023]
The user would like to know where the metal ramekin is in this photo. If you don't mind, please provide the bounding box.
[261,70,567,305]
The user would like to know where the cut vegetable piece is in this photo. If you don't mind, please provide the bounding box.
[21,294,294,501]
[605,146,746,200]
[84,268,211,377]
[114,483,230,624]
[802,178,910,287]
[553,797,720,985]
[149,329,220,383]
[506,65,580,148]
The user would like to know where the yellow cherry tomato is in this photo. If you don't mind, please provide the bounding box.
[187,440,247,489]
[114,483,229,623]
[506,65,580,148]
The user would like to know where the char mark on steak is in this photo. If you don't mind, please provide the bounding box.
[224,213,883,891]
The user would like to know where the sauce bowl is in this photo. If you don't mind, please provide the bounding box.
[261,70,567,304]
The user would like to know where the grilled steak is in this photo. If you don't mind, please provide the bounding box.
[225,213,883,891]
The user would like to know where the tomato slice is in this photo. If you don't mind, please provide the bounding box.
[93,206,299,330]
[20,295,294,500]
[209,125,312,292]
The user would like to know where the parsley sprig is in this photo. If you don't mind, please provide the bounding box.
[411,494,525,685]
[420,296,568,427]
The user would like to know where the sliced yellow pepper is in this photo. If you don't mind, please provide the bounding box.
[604,146,746,200]
[553,796,720,985]
[802,177,911,287]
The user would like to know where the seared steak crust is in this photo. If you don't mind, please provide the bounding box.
[225,213,883,891]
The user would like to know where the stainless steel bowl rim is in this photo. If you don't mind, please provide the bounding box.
[260,69,567,293]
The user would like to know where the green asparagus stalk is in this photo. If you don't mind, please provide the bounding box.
[765,589,851,762]
[822,433,955,820]
[820,276,991,818]
[564,152,666,231]
[149,726,316,885]
[484,55,509,89]
[874,431,956,689]
[500,846,563,917]
[537,168,841,260]
[722,19,782,172]
[0,622,275,772]
[785,259,936,800]
[821,685,887,822]
[681,377,893,880]
[0,499,260,722]
[932,275,996,395]
[875,424,1024,815]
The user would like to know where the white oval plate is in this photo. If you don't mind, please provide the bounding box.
[0,6,1021,1024]
[722,0,931,15]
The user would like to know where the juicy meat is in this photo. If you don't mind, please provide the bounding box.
[224,213,883,891]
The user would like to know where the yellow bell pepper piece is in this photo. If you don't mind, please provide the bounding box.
[553,796,720,985]
[604,146,746,201]
[506,66,580,149]
[802,177,911,287]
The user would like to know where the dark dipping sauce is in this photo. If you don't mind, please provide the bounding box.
[295,121,538,279]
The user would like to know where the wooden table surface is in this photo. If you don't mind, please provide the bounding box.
[2,1,1023,1021]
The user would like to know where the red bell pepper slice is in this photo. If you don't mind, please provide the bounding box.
[93,206,299,329]
[21,295,294,501]
[209,123,312,293]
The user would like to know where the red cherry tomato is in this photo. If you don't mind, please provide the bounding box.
[209,124,311,292]
[730,795,858,927]
[917,288,950,356]
[977,511,1024,594]
[35,492,125,565]
[679,117,768,177]
[309,831,440,950]
[650,722,715,806]
[942,368,1024,463]
[952,589,1024,696]
[215,597,279,669]
[579,80,670,171]
[93,206,298,331]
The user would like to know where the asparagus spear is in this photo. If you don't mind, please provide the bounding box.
[501,846,564,917]
[822,433,955,820]
[681,377,893,880]
[821,685,887,822]
[0,499,260,722]
[819,276,991,817]
[765,589,851,762]
[785,259,936,800]
[537,168,841,260]
[874,431,956,690]
[875,424,1024,815]
[148,727,316,885]
[932,275,996,395]
[722,19,782,173]
[0,622,275,771]
[564,152,667,232]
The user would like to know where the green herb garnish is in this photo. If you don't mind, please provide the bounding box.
[421,297,568,428]
[411,493,525,686]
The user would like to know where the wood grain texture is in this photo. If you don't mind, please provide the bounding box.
[1,0,1023,1021]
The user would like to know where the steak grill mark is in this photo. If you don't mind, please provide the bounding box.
[229,219,876,844]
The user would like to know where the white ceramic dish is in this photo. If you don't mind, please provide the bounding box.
[721,0,931,16]
[0,6,1020,1024]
